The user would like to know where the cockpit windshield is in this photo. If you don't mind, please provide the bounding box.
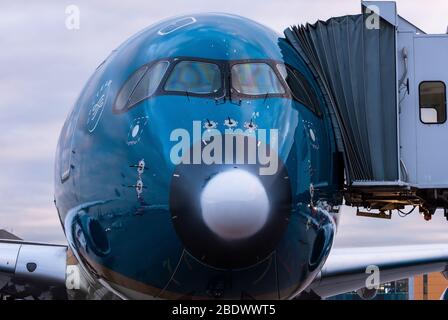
[164,61,222,94]
[231,63,285,96]
[114,60,169,113]
[277,63,322,116]
[114,57,321,116]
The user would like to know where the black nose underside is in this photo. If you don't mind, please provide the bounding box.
[169,138,292,270]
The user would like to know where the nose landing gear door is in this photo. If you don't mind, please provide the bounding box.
[414,36,448,187]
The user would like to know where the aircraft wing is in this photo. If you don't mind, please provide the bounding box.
[0,238,68,299]
[308,245,448,299]
[3,231,448,300]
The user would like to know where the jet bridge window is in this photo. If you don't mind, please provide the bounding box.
[164,61,222,95]
[114,60,169,112]
[277,64,321,116]
[419,81,447,124]
[231,62,285,96]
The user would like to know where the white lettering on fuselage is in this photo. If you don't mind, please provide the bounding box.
[87,80,112,133]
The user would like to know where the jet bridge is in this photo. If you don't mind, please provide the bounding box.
[285,1,448,219]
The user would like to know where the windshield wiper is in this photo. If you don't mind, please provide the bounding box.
[263,91,269,104]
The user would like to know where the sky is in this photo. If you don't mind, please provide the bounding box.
[1,0,448,246]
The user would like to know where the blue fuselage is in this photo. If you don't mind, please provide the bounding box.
[54,14,343,299]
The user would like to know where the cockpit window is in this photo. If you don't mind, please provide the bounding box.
[114,61,169,112]
[276,63,288,81]
[115,66,148,112]
[128,61,169,106]
[113,58,325,115]
[278,63,321,116]
[231,63,285,96]
[164,61,221,94]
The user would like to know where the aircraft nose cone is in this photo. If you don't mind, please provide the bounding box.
[200,170,269,241]
[170,163,292,269]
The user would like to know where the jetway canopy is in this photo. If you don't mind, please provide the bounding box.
[285,10,399,183]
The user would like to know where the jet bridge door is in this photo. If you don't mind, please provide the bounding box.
[414,35,448,188]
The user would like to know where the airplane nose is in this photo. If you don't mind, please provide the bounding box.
[169,143,292,269]
[200,169,270,241]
